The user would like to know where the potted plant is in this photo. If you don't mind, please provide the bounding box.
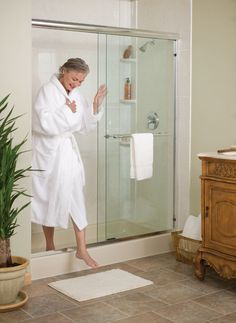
[0,94,30,309]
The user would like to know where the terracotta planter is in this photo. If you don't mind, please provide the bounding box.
[0,256,29,305]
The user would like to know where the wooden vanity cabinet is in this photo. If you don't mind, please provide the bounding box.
[195,153,236,280]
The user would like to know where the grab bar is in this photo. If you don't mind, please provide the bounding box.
[104,132,169,139]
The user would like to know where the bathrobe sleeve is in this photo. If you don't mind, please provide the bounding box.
[77,93,104,134]
[33,84,82,136]
[33,80,104,136]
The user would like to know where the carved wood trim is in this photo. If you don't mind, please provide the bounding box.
[195,250,205,280]
[202,252,236,279]
[209,162,236,179]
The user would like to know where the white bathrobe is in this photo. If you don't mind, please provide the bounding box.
[31,74,103,229]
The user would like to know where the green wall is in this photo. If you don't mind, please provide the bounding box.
[0,0,32,260]
[191,0,236,214]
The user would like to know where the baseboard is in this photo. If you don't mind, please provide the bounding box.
[31,233,173,280]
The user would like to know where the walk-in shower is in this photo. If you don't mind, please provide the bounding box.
[31,20,178,254]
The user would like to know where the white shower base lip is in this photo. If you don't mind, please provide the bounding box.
[31,248,74,258]
[31,232,173,280]
[31,229,172,258]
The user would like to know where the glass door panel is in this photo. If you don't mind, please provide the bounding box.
[32,28,100,251]
[101,35,176,240]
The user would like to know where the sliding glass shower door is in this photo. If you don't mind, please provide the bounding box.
[98,34,176,241]
[32,23,177,253]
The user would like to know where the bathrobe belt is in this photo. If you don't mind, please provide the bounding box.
[58,132,86,187]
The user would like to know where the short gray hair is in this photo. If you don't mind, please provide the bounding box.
[59,58,90,75]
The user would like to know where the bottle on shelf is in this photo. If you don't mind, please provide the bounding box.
[123,45,133,59]
[124,77,131,100]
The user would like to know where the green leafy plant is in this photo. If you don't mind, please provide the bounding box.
[0,94,31,267]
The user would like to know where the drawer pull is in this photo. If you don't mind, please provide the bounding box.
[205,206,209,217]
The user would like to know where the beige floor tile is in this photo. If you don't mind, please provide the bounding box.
[210,311,236,322]
[143,282,205,304]
[104,291,167,316]
[156,300,221,322]
[0,309,31,323]
[179,275,236,295]
[138,267,189,285]
[126,253,176,272]
[15,313,74,323]
[126,257,166,272]
[194,289,236,315]
[152,252,178,268]
[113,311,172,323]
[164,261,195,278]
[108,262,146,275]
[154,252,177,262]
[22,293,78,317]
[61,301,128,322]
[23,277,56,298]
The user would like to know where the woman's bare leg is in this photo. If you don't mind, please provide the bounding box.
[42,225,55,251]
[72,220,99,268]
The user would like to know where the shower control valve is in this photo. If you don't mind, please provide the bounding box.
[147,112,159,130]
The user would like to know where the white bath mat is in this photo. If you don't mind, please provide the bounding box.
[48,269,153,302]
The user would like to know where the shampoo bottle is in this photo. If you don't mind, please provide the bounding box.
[123,45,133,59]
[124,78,131,100]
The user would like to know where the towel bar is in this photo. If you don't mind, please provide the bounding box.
[104,132,169,139]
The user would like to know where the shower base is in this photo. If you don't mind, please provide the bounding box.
[31,231,173,280]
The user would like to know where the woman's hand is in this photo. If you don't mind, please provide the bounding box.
[66,98,77,113]
[93,84,107,114]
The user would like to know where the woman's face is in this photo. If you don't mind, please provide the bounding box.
[59,70,87,93]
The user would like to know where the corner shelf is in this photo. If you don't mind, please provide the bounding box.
[120,54,136,107]
[120,99,136,104]
[120,58,136,63]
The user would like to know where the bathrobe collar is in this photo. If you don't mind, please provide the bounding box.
[50,74,78,99]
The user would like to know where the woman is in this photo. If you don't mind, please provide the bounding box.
[32,58,107,268]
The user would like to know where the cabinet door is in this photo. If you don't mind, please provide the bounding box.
[204,180,236,256]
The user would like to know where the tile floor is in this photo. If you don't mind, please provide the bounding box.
[1,252,236,322]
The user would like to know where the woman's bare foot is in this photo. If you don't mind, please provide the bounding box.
[76,250,99,268]
[46,244,55,251]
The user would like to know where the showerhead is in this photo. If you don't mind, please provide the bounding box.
[139,39,156,52]
[139,43,148,52]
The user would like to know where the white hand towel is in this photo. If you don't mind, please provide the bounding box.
[130,133,154,180]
